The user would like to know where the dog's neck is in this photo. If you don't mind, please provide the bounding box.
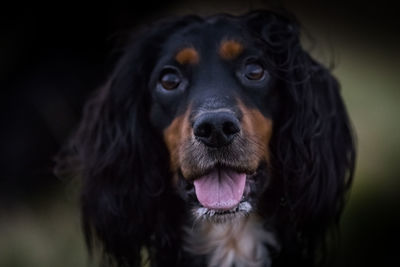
[183,214,278,267]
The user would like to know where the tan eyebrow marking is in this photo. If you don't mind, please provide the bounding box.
[219,40,244,60]
[175,47,199,65]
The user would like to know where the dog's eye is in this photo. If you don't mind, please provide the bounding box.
[244,62,265,80]
[160,70,181,90]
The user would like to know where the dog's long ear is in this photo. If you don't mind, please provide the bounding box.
[245,10,356,262]
[56,17,200,266]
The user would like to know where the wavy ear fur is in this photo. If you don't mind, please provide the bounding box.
[245,11,356,265]
[58,16,202,266]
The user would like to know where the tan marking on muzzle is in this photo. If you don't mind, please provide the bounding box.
[163,107,192,182]
[238,101,273,164]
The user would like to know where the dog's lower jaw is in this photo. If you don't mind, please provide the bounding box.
[183,214,278,267]
[192,201,252,224]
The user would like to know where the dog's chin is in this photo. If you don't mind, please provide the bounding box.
[192,200,253,224]
[177,164,267,224]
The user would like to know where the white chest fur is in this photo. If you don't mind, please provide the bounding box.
[184,215,278,267]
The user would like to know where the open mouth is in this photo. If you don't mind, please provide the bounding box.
[193,168,247,210]
[184,166,260,221]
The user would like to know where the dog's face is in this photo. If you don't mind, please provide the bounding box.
[149,18,278,222]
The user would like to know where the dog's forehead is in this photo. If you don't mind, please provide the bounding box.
[164,19,246,59]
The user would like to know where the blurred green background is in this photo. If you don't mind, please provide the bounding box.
[1,1,399,266]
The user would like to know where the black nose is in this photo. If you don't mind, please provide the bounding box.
[193,112,240,147]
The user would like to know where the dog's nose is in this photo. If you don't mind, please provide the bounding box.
[193,112,240,147]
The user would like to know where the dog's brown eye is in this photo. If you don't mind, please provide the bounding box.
[244,62,265,80]
[160,71,181,90]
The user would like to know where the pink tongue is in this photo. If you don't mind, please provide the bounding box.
[193,169,246,210]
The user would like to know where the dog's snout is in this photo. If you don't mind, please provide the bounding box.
[193,112,240,147]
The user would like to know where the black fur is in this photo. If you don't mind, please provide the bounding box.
[56,10,356,267]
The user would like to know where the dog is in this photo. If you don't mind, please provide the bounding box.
[57,10,356,267]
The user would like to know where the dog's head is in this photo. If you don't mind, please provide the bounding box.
[150,17,279,221]
[59,10,355,266]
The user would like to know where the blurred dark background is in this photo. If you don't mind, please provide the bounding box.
[1,1,399,266]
